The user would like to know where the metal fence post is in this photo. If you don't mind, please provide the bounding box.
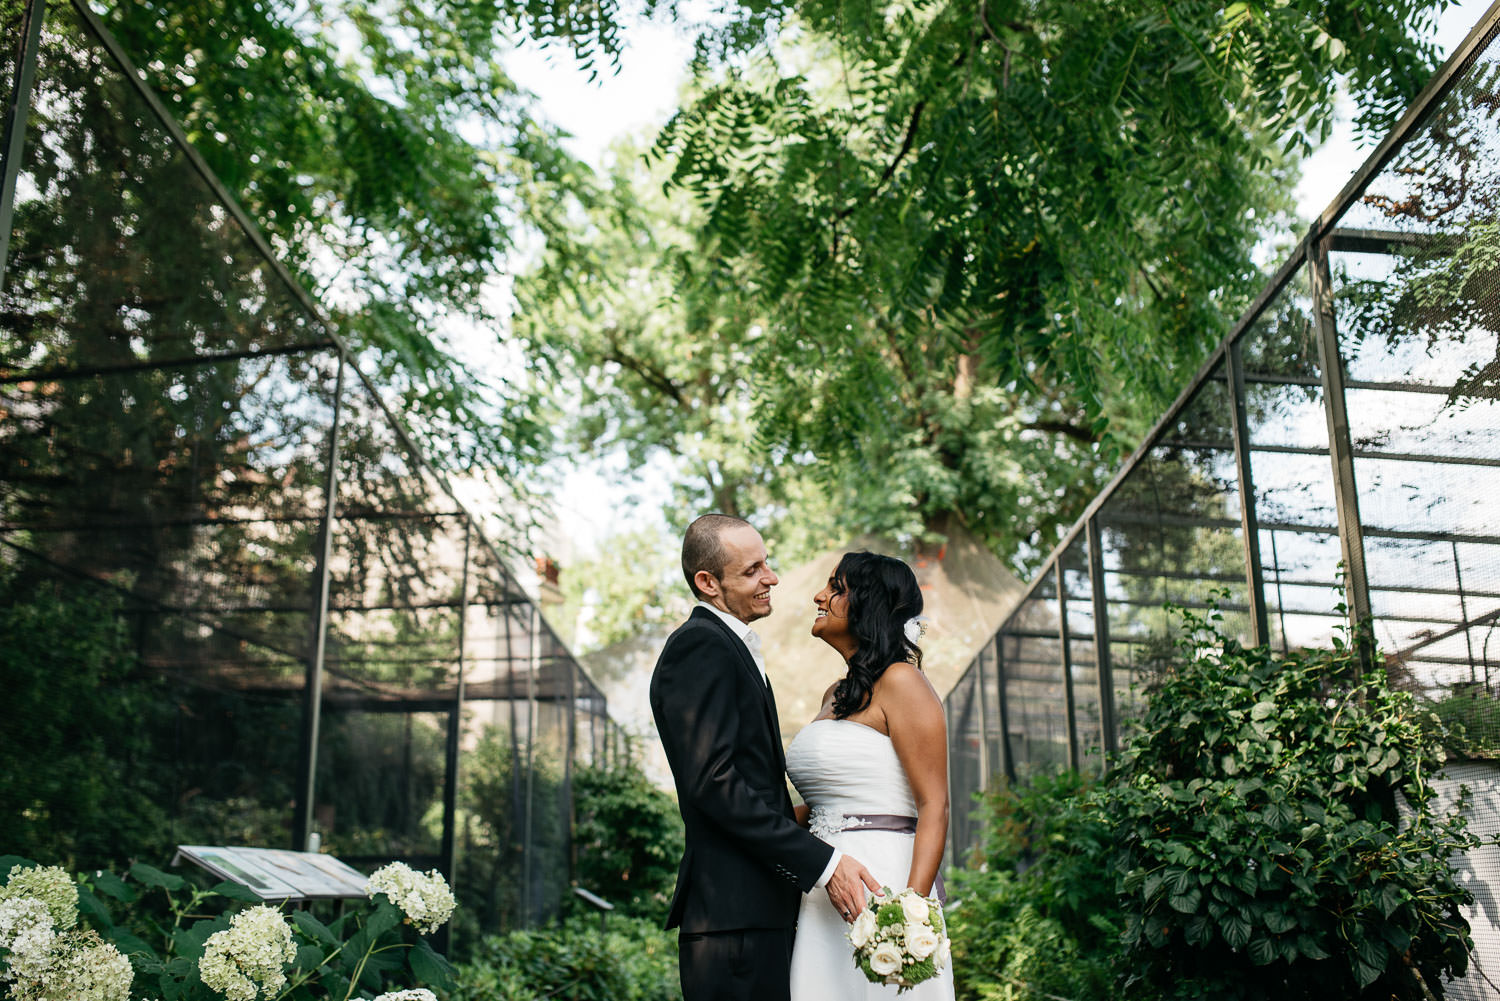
[0,0,46,292]
[1054,561,1079,771]
[1086,517,1117,758]
[439,518,471,899]
[293,353,345,851]
[1308,228,1373,667]
[993,633,1016,784]
[1226,339,1271,646]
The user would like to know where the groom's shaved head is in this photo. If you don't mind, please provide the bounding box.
[682,514,752,599]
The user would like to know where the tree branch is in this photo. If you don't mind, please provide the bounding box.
[1021,419,1102,444]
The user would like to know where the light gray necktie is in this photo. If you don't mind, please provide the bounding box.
[743,629,770,688]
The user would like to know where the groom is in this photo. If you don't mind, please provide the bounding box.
[651,514,878,1001]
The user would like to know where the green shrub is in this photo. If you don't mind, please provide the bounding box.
[949,773,1150,1001]
[1425,686,1500,759]
[1105,605,1474,1000]
[570,763,684,922]
[0,573,170,868]
[449,915,679,1001]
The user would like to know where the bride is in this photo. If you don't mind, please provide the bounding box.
[787,552,955,1000]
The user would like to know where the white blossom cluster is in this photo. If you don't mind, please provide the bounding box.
[373,990,438,1001]
[32,928,135,1001]
[1,866,77,930]
[198,905,297,1001]
[847,886,949,992]
[0,866,131,1001]
[365,862,455,936]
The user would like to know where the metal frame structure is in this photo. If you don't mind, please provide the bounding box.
[0,0,622,933]
[946,0,1500,859]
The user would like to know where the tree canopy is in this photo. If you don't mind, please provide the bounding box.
[95,0,1455,572]
[518,0,1451,569]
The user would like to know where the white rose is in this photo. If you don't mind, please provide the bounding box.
[905,925,940,959]
[848,909,878,948]
[936,937,951,970]
[869,943,903,977]
[899,892,929,925]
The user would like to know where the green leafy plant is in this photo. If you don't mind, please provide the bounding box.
[949,773,1148,1001]
[1424,685,1500,760]
[0,856,456,1000]
[1107,604,1475,1000]
[570,763,684,922]
[448,914,679,1001]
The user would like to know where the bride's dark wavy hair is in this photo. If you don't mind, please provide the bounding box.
[830,551,924,719]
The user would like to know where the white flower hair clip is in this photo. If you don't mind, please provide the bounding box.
[903,617,928,645]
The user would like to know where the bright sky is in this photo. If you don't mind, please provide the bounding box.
[503,0,1498,561]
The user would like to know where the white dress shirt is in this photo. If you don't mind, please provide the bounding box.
[695,601,843,889]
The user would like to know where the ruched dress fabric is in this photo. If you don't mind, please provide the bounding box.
[785,718,955,1001]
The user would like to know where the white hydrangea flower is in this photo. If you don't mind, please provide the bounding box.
[366,862,455,935]
[0,896,57,986]
[1,866,77,930]
[372,990,438,1001]
[198,905,296,1001]
[33,929,132,1001]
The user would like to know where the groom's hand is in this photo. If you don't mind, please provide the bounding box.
[825,855,880,923]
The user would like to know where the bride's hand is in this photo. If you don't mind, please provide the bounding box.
[794,804,810,828]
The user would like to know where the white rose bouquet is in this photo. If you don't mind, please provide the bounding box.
[846,886,949,993]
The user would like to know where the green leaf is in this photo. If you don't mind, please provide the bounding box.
[291,909,339,947]
[209,880,263,903]
[0,856,36,879]
[1222,911,1252,949]
[87,870,136,903]
[1250,701,1275,721]
[364,899,402,939]
[1247,936,1277,965]
[1263,909,1297,934]
[106,928,159,960]
[1168,889,1202,914]
[130,862,186,891]
[410,938,456,988]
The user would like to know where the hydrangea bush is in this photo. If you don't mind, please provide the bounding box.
[0,858,456,1001]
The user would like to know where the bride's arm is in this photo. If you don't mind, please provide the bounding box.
[794,803,811,827]
[881,664,950,898]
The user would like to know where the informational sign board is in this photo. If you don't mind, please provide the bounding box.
[172,845,369,902]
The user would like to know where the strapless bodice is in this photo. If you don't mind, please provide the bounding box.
[786,718,917,839]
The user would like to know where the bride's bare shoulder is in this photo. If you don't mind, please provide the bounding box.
[874,662,941,707]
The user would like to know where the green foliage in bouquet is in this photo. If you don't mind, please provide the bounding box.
[448,914,679,1001]
[1106,604,1475,1000]
[0,856,456,1000]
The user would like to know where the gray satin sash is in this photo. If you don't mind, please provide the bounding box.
[836,813,947,904]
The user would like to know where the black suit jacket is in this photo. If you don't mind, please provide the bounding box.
[650,606,834,933]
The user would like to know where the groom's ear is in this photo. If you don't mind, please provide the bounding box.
[693,569,721,600]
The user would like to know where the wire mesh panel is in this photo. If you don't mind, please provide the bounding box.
[1235,280,1350,653]
[997,570,1070,777]
[0,1,621,936]
[1059,536,1104,769]
[0,0,343,855]
[1095,359,1251,741]
[1327,37,1500,751]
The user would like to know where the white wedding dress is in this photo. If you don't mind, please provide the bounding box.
[785,718,956,1001]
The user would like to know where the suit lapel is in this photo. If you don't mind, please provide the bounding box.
[693,607,782,740]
